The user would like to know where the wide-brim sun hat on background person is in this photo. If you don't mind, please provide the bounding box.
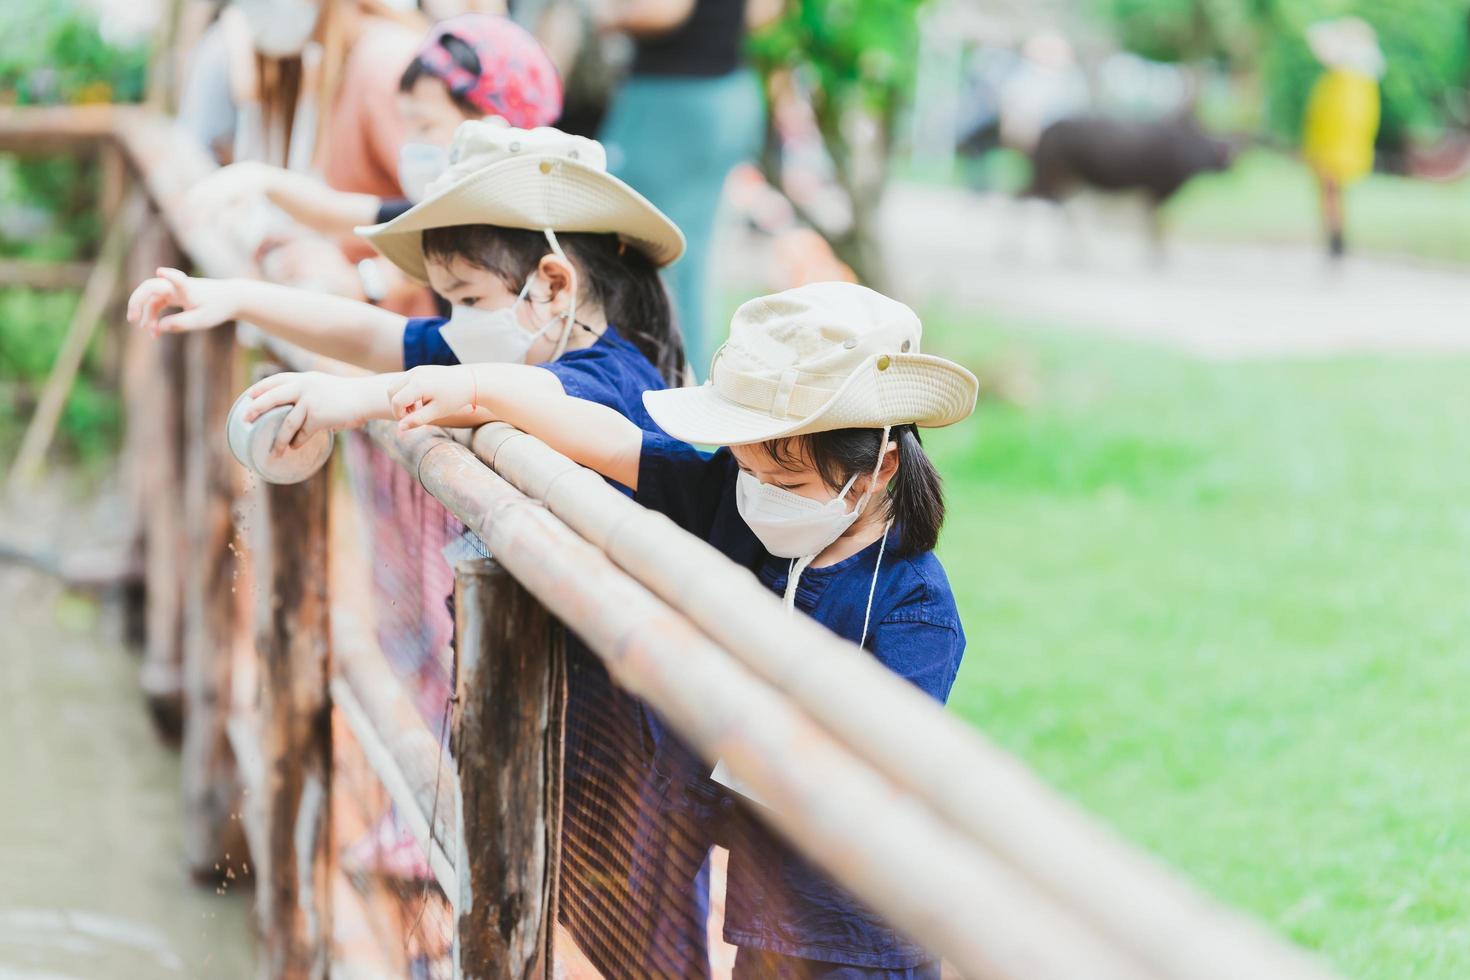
[413,13,564,127]
[357,120,686,283]
[1306,17,1385,79]
[643,281,979,446]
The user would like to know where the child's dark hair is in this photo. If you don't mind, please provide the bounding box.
[761,425,944,556]
[399,35,481,116]
[420,224,686,386]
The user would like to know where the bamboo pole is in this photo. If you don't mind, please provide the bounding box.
[0,104,117,152]
[328,677,456,897]
[0,259,93,290]
[332,628,459,870]
[7,191,144,490]
[368,423,1152,980]
[469,424,1339,980]
[325,459,461,879]
[452,558,564,980]
[251,462,333,979]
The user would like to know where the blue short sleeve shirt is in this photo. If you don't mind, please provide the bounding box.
[635,432,966,968]
[400,317,666,434]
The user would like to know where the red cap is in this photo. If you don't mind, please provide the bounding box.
[414,14,563,129]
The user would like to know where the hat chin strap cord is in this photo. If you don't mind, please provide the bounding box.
[543,228,578,362]
[783,426,892,650]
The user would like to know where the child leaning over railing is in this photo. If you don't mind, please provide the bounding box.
[330,280,979,979]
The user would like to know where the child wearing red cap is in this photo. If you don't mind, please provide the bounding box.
[187,13,563,308]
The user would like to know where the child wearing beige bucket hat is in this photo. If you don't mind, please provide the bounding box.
[386,280,978,977]
[130,119,689,449]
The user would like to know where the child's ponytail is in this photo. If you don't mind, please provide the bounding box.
[568,236,687,387]
[888,425,944,556]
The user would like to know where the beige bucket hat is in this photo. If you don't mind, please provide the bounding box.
[356,120,686,284]
[644,282,979,446]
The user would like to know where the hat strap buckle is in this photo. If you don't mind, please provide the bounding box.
[771,368,800,419]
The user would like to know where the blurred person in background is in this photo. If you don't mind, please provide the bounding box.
[998,32,1090,156]
[530,0,631,139]
[173,0,428,304]
[597,0,784,379]
[208,0,425,179]
[1301,16,1384,261]
[175,0,243,161]
[188,13,563,311]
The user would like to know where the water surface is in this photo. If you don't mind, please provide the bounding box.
[0,566,254,979]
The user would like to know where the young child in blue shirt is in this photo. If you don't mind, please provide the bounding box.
[127,121,688,443]
[377,281,979,978]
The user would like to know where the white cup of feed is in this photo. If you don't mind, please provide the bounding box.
[227,388,333,485]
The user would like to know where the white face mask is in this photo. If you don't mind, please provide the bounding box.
[736,470,869,560]
[397,143,450,204]
[437,264,576,365]
[237,0,320,58]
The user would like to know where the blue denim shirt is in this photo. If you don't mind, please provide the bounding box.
[402,317,665,438]
[636,432,966,969]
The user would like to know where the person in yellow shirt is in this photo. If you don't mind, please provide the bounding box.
[1302,17,1385,259]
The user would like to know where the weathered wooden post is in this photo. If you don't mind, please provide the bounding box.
[120,216,188,735]
[180,323,245,876]
[251,461,333,978]
[452,558,565,980]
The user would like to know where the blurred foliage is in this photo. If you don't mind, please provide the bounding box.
[0,288,121,462]
[1100,0,1470,147]
[747,0,926,122]
[0,0,150,106]
[746,0,930,284]
[0,0,147,462]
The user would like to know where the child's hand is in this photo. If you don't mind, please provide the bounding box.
[126,268,240,337]
[186,161,276,215]
[244,372,389,454]
[387,366,477,432]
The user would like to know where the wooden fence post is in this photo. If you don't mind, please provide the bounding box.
[119,216,187,734]
[452,558,565,980]
[252,461,333,978]
[180,324,245,877]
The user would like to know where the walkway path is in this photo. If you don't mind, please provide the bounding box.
[878,183,1470,358]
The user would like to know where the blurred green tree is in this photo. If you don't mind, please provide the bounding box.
[747,0,929,287]
[1100,0,1470,150]
[0,0,147,460]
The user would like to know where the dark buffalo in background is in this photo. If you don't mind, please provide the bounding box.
[1025,114,1236,250]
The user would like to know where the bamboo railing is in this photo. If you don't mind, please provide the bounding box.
[0,104,1343,980]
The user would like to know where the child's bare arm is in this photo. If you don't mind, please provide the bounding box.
[128,268,407,372]
[242,370,494,454]
[188,162,381,239]
[388,363,644,490]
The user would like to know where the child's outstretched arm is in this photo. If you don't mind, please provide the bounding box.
[187,162,382,239]
[127,268,407,373]
[388,363,644,490]
[240,369,498,455]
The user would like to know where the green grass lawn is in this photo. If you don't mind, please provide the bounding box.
[1167,148,1470,266]
[924,315,1470,979]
